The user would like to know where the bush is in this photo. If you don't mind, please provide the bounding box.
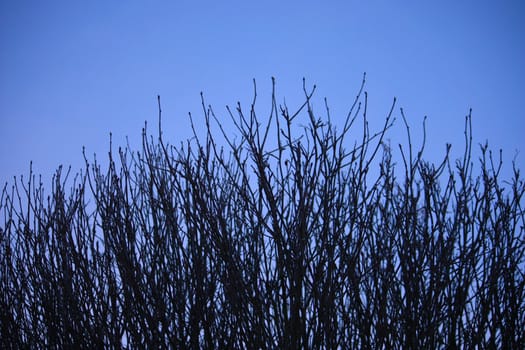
[1,78,524,348]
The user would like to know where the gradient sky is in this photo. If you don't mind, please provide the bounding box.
[1,0,524,188]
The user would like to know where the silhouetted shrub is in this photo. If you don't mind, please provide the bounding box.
[1,78,524,348]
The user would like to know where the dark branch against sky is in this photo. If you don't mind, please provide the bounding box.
[1,0,524,186]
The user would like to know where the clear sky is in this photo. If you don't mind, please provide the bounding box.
[1,0,524,188]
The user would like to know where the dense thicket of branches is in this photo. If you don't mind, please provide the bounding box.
[1,79,524,348]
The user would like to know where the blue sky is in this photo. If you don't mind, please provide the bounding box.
[1,1,524,188]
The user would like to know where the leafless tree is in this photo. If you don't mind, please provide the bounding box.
[1,77,524,348]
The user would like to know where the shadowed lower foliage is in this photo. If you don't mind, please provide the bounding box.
[1,78,524,349]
